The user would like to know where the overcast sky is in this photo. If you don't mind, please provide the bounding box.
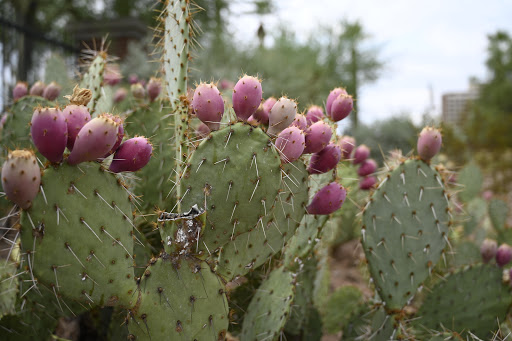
[229,0,512,125]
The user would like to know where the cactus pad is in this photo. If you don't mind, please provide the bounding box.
[80,55,106,116]
[362,159,450,310]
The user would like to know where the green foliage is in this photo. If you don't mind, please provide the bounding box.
[457,163,483,202]
[489,199,509,231]
[321,286,364,334]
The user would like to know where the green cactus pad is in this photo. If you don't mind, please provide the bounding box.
[321,286,364,334]
[362,159,450,310]
[180,123,282,254]
[0,261,18,318]
[216,159,308,281]
[414,264,512,339]
[489,199,508,231]
[342,305,399,341]
[19,162,136,308]
[80,54,106,116]
[241,266,295,341]
[457,163,482,203]
[127,256,228,341]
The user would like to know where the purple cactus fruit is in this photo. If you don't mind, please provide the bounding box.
[147,77,162,102]
[192,83,224,131]
[267,97,298,136]
[482,190,493,201]
[104,65,122,86]
[13,82,28,100]
[275,126,305,164]
[42,82,61,101]
[195,122,211,139]
[303,121,332,154]
[131,83,145,99]
[219,79,234,90]
[353,144,370,164]
[305,105,324,126]
[330,94,353,122]
[325,87,348,117]
[357,159,377,177]
[63,105,91,151]
[109,137,152,173]
[417,127,442,161]
[102,114,124,157]
[252,105,268,125]
[308,143,341,174]
[1,150,41,209]
[359,176,377,190]
[291,114,307,131]
[29,81,45,96]
[232,75,263,121]
[114,88,127,103]
[31,107,68,163]
[247,115,260,126]
[496,244,512,267]
[129,74,139,84]
[480,239,498,264]
[67,114,119,165]
[307,182,347,215]
[339,136,356,159]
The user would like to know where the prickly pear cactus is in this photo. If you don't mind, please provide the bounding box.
[361,159,450,310]
[80,54,107,116]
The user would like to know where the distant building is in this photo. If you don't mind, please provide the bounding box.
[441,83,479,125]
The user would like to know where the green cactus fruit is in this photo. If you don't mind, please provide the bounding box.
[126,255,228,341]
[414,264,512,339]
[361,159,450,310]
[457,163,482,203]
[19,162,136,308]
[216,159,308,281]
[180,123,282,254]
[80,54,106,116]
[241,266,296,341]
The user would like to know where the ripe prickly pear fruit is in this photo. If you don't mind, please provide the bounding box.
[1,150,40,209]
[67,114,119,165]
[13,82,28,100]
[31,107,68,163]
[114,88,127,103]
[248,115,260,126]
[104,65,122,86]
[232,75,263,120]
[357,159,377,176]
[42,81,61,101]
[275,126,305,163]
[192,83,224,131]
[291,113,307,131]
[129,74,139,84]
[195,122,210,139]
[308,143,341,174]
[339,135,356,159]
[417,126,442,161]
[330,94,353,122]
[481,239,498,263]
[353,144,370,164]
[102,114,124,157]
[109,137,152,173]
[147,77,162,102]
[305,105,324,126]
[62,85,93,150]
[359,176,377,190]
[29,81,45,96]
[326,87,348,117]
[303,121,332,154]
[253,105,268,124]
[307,182,347,215]
[268,97,298,136]
[131,83,145,99]
[496,244,512,267]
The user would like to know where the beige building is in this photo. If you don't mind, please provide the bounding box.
[442,83,479,125]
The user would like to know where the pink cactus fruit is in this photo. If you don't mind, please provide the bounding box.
[147,77,162,102]
[417,127,442,161]
[480,239,498,263]
[303,121,332,154]
[13,82,28,100]
[482,190,493,201]
[102,114,124,157]
[252,105,268,125]
[192,83,224,131]
[109,137,152,173]
[357,159,377,177]
[339,135,356,159]
[267,97,298,136]
[325,87,348,117]
[330,94,353,122]
[247,115,260,126]
[31,107,68,163]
[359,176,377,190]
[129,74,139,84]
[305,105,324,126]
[307,182,347,215]
[63,105,91,151]
[195,122,211,139]
[114,88,127,103]
[104,65,122,86]
[219,79,234,90]
[67,114,119,165]
[291,114,307,131]
[308,143,341,174]
[232,75,263,121]
[29,81,45,96]
[42,82,61,101]
[496,243,512,267]
[131,83,145,99]
[0,114,7,129]
[275,126,305,164]
[1,150,41,209]
[353,144,370,164]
